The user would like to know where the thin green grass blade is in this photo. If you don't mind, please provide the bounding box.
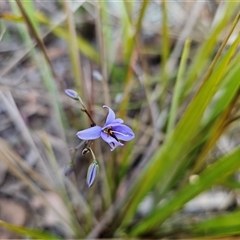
[129,145,240,235]
[166,39,191,135]
[191,211,240,237]
[0,220,60,239]
[159,0,169,104]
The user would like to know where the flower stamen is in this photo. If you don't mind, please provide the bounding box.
[103,127,120,142]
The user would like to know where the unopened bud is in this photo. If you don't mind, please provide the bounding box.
[65,89,79,100]
[82,147,90,155]
[86,160,99,187]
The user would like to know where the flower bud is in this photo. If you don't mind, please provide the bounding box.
[65,89,79,100]
[82,147,90,155]
[86,160,99,187]
[64,163,75,176]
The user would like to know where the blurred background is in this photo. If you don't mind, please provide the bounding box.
[0,0,240,239]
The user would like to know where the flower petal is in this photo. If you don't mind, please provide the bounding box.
[112,118,124,124]
[103,105,115,125]
[100,132,123,151]
[103,122,122,129]
[112,124,135,141]
[77,126,101,140]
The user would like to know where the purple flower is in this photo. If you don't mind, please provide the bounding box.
[77,105,135,151]
[87,160,99,187]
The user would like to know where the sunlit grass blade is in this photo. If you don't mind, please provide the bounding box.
[0,220,60,239]
[0,12,23,22]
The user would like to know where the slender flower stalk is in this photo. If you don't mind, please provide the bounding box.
[65,89,96,126]
[65,89,85,108]
[88,147,96,160]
